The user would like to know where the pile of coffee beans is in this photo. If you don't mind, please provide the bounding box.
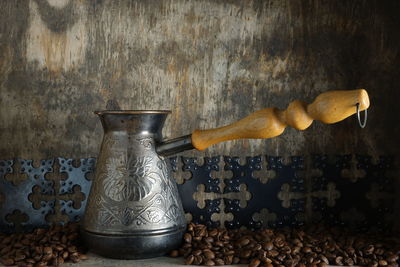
[0,223,88,266]
[169,223,400,267]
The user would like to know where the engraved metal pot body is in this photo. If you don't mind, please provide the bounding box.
[82,111,186,259]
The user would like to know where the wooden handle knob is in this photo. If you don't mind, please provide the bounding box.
[191,89,370,151]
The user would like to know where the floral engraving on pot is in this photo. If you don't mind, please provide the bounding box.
[92,158,185,228]
[102,155,156,202]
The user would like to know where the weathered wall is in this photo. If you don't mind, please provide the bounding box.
[0,0,399,159]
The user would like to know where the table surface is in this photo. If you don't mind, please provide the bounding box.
[60,254,343,267]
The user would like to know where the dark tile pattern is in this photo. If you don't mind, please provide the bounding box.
[0,155,395,233]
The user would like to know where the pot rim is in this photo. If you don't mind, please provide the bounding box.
[95,110,171,115]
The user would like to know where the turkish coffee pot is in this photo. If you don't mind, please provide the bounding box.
[82,89,370,259]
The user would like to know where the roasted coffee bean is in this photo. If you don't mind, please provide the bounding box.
[379,259,388,266]
[249,258,261,267]
[79,254,88,260]
[70,254,80,263]
[239,238,250,247]
[240,249,251,259]
[67,233,78,241]
[213,258,224,266]
[0,246,11,255]
[175,223,400,266]
[319,255,329,264]
[203,250,215,260]
[184,233,192,243]
[344,257,354,265]
[268,249,279,257]
[41,254,52,262]
[0,258,14,266]
[193,255,203,265]
[185,255,195,265]
[0,223,87,267]
[204,259,215,266]
[33,255,42,262]
[43,247,52,255]
[223,255,233,264]
[35,261,47,267]
[335,256,344,265]
[67,246,77,253]
[208,229,218,237]
[204,236,214,243]
[387,254,399,263]
[52,257,64,267]
[14,253,26,261]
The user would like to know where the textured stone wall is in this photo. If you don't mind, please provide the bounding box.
[0,0,399,159]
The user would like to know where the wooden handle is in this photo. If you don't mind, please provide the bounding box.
[191,89,370,151]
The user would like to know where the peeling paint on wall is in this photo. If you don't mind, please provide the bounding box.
[26,0,88,72]
[0,0,398,161]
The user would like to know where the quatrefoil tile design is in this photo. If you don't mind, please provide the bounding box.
[0,158,95,233]
[311,155,394,231]
[0,154,396,233]
[178,157,221,228]
[223,156,305,229]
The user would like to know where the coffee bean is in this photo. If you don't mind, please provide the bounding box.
[0,246,11,255]
[204,259,215,266]
[379,260,388,266]
[213,258,224,266]
[335,256,343,265]
[79,254,88,260]
[268,249,279,257]
[203,250,215,260]
[184,233,192,243]
[204,237,214,243]
[193,255,203,265]
[232,256,240,264]
[61,251,69,259]
[176,223,400,266]
[14,253,26,261]
[319,255,329,264]
[223,255,233,264]
[0,258,14,266]
[254,244,262,251]
[185,255,194,265]
[70,254,80,263]
[43,247,52,255]
[35,261,47,267]
[1,237,12,245]
[41,254,52,262]
[67,246,77,253]
[240,249,251,258]
[51,257,64,267]
[239,238,250,247]
[208,229,218,237]
[67,233,78,241]
[387,254,399,263]
[33,255,42,262]
[249,258,261,267]
[344,257,354,265]
[26,258,36,264]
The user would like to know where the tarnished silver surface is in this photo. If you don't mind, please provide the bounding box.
[82,111,186,258]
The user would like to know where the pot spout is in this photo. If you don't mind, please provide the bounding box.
[156,135,194,156]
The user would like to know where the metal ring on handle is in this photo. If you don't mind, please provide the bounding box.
[356,103,367,128]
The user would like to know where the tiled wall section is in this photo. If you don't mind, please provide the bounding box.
[0,155,394,233]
